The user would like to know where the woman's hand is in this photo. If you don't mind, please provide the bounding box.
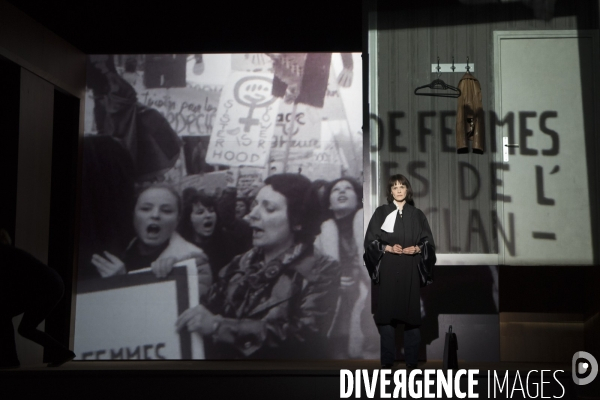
[402,246,421,255]
[175,304,221,335]
[92,251,126,277]
[151,256,177,278]
[284,83,300,104]
[337,67,354,88]
[385,244,403,254]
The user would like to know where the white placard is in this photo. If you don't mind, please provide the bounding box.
[206,72,280,167]
[74,259,203,360]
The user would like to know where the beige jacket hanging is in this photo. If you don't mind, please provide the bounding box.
[456,72,484,153]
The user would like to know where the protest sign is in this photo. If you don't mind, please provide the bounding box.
[231,54,272,73]
[236,166,265,197]
[270,120,342,180]
[179,170,231,198]
[206,72,280,167]
[138,86,221,136]
[270,102,322,162]
[74,259,203,360]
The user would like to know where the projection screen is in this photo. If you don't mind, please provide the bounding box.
[75,53,375,360]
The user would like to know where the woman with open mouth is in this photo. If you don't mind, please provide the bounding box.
[91,184,212,296]
[175,173,341,359]
[314,177,379,359]
[179,186,252,278]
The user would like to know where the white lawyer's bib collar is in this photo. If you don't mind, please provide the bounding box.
[381,210,397,232]
[381,201,406,233]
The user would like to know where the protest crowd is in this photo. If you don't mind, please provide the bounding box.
[76,53,378,360]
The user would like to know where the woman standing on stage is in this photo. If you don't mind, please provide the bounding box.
[364,174,435,368]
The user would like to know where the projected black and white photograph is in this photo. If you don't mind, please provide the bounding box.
[74,53,375,360]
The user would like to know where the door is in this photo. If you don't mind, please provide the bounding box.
[494,31,599,265]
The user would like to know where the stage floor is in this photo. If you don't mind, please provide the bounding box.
[5,360,572,373]
[4,360,595,400]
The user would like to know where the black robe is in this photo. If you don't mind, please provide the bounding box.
[364,203,435,326]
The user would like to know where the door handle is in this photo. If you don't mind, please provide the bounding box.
[502,137,519,162]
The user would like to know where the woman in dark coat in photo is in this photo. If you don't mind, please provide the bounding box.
[175,173,340,359]
[364,174,435,368]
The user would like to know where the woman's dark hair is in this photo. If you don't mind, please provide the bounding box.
[386,174,414,205]
[263,173,322,245]
[179,187,217,241]
[322,177,363,219]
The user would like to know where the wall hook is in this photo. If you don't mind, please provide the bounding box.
[430,59,474,73]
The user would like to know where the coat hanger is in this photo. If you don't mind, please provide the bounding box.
[414,57,461,98]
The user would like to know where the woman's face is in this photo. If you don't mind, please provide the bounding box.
[329,180,358,213]
[391,181,408,203]
[246,185,293,251]
[191,203,217,238]
[235,200,248,220]
[133,188,179,247]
